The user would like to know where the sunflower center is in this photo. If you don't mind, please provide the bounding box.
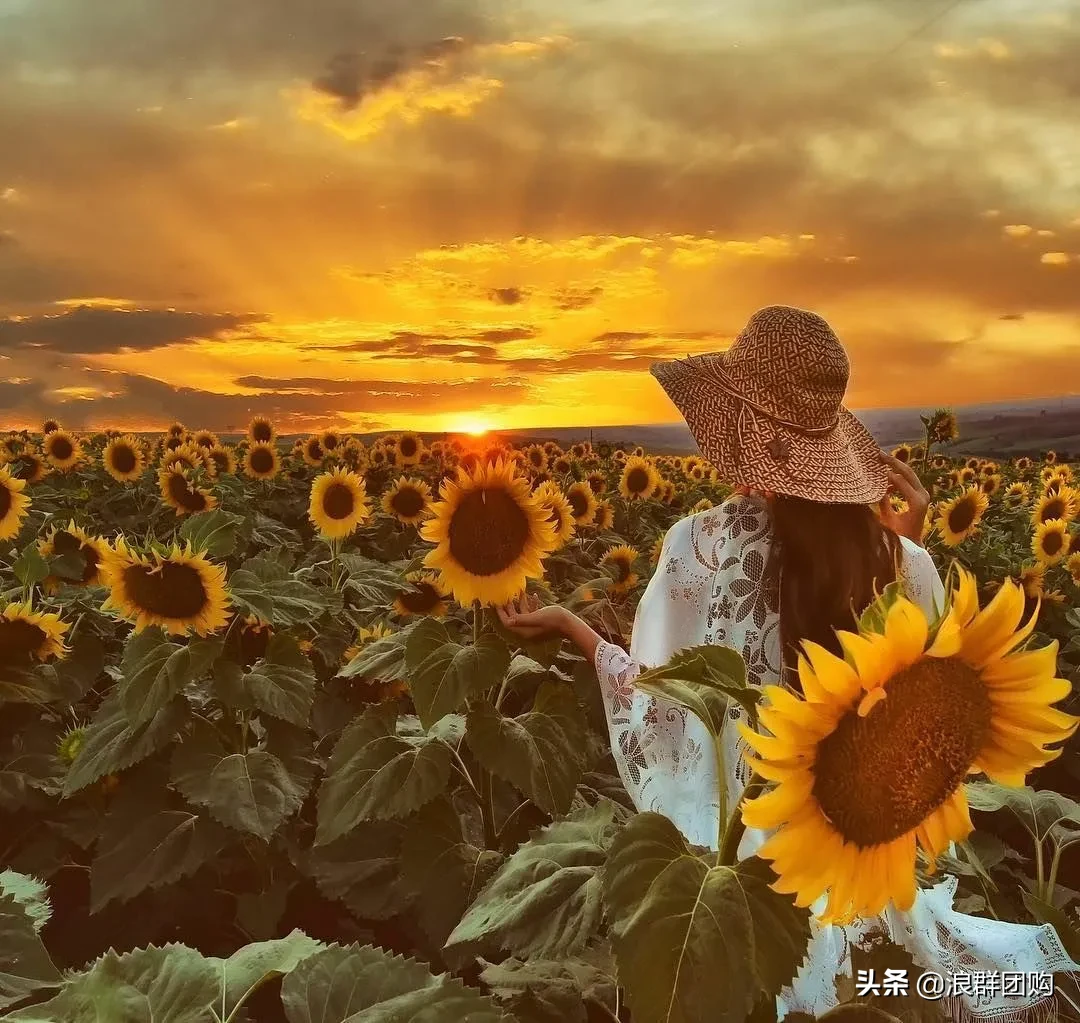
[626,467,650,493]
[1040,498,1064,522]
[167,472,209,512]
[0,618,47,661]
[111,445,137,473]
[568,489,589,517]
[399,437,417,457]
[250,447,274,473]
[947,498,977,533]
[323,435,339,450]
[321,482,356,520]
[122,561,210,618]
[610,558,631,582]
[812,657,991,847]
[54,531,100,583]
[391,487,425,518]
[447,487,531,576]
[0,485,10,519]
[529,451,543,467]
[307,440,324,459]
[50,437,73,460]
[1041,530,1064,557]
[399,582,441,613]
[252,422,272,442]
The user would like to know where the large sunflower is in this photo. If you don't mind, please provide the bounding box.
[309,466,370,540]
[42,419,60,435]
[206,445,236,476]
[100,539,231,636]
[243,442,280,480]
[162,442,207,474]
[39,522,109,592]
[43,429,82,471]
[532,483,576,548]
[302,435,326,466]
[0,467,31,540]
[3,450,48,484]
[102,435,145,482]
[0,602,69,663]
[740,567,1077,924]
[565,481,598,526]
[158,465,218,516]
[395,432,423,467]
[392,571,451,618]
[1033,519,1070,566]
[320,429,342,453]
[601,544,640,595]
[166,422,186,439]
[247,416,276,445]
[934,486,989,546]
[420,458,557,606]
[620,455,661,500]
[381,477,432,525]
[1033,487,1078,526]
[191,430,219,450]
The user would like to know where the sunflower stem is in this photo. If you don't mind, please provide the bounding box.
[1044,842,1063,902]
[472,599,482,644]
[1034,834,1046,896]
[478,767,498,849]
[718,773,766,867]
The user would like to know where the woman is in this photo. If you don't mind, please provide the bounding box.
[497,306,1076,1022]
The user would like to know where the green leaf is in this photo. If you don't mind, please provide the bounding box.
[0,892,62,1010]
[229,558,333,628]
[966,782,1080,845]
[315,703,452,844]
[119,628,221,728]
[603,813,811,1023]
[817,1009,904,1023]
[857,580,906,637]
[90,808,233,913]
[3,942,219,1023]
[11,544,49,588]
[339,628,411,682]
[480,955,617,1023]
[1020,890,1080,962]
[243,634,316,728]
[178,509,244,559]
[400,798,504,947]
[169,720,313,841]
[444,801,620,961]
[301,820,413,921]
[405,621,511,729]
[63,690,190,795]
[0,871,51,933]
[465,681,587,816]
[207,930,325,1019]
[280,943,508,1023]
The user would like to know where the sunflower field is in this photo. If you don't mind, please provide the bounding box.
[0,413,1077,1023]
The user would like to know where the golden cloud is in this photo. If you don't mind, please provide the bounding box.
[1003,224,1033,237]
[1040,252,1071,265]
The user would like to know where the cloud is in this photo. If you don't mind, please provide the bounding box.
[1040,252,1072,265]
[0,305,263,354]
[488,286,525,305]
[309,325,539,356]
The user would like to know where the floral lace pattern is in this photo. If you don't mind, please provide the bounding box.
[594,494,1078,1020]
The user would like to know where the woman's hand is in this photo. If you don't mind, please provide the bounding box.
[495,592,570,641]
[877,451,931,546]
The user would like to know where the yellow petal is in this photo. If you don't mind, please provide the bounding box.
[800,641,862,702]
[981,642,1058,686]
[883,598,928,669]
[925,608,962,657]
[959,581,1032,668]
[837,631,895,691]
[741,777,815,830]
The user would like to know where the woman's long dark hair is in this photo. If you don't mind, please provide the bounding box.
[767,494,901,689]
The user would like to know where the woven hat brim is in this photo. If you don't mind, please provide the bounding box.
[650,356,889,504]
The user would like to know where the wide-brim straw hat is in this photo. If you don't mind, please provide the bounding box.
[650,305,888,504]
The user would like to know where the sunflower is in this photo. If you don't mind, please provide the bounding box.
[1045,450,1057,464]
[302,435,326,466]
[39,522,109,592]
[382,477,432,525]
[159,465,218,517]
[393,571,451,618]
[891,444,912,463]
[369,446,389,468]
[1017,563,1045,600]
[740,567,1077,924]
[532,484,576,548]
[594,500,615,531]
[99,435,144,483]
[420,458,557,606]
[934,486,989,546]
[650,533,666,565]
[308,467,369,540]
[395,432,423,467]
[552,455,573,475]
[1033,519,1070,566]
[3,449,48,484]
[620,455,661,500]
[163,435,185,454]
[206,445,236,476]
[565,481,598,526]
[523,444,548,472]
[570,442,587,459]
[601,544,640,595]
[931,455,948,469]
[100,539,231,636]
[1015,456,1032,472]
[980,474,1001,497]
[247,416,276,445]
[319,430,342,454]
[1003,482,1030,509]
[958,467,977,485]
[243,442,280,480]
[1066,553,1080,587]
[586,471,607,496]
[167,422,186,439]
[343,621,393,663]
[912,444,926,461]
[928,409,958,444]
[0,467,31,540]
[1032,487,1078,526]
[632,446,645,457]
[162,442,207,474]
[238,617,273,666]
[42,429,82,471]
[191,430,219,450]
[0,602,69,663]
[42,419,60,435]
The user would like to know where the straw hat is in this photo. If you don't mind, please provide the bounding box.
[650,305,888,504]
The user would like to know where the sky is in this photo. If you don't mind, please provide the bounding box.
[0,0,1078,434]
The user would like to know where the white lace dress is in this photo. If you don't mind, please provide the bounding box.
[594,494,1078,1022]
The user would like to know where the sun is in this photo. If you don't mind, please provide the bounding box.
[451,416,493,437]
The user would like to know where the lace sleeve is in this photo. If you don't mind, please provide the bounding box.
[899,537,946,620]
